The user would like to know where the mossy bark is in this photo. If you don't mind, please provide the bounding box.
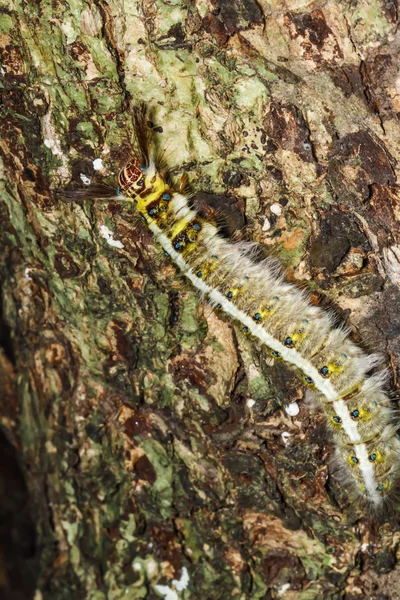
[1,1,400,599]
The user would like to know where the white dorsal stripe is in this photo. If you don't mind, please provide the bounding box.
[354,444,381,504]
[148,220,380,504]
[153,225,337,399]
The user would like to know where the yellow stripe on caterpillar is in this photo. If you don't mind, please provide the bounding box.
[136,183,169,215]
[283,328,309,348]
[167,212,199,241]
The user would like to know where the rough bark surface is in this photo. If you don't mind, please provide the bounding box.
[1,1,400,599]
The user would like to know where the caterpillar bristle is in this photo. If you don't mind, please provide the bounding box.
[54,182,120,201]
[189,194,247,240]
[177,172,191,196]
[60,104,400,514]
[132,102,152,166]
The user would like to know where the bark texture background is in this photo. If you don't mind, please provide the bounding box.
[1,0,400,598]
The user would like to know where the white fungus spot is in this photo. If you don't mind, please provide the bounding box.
[262,217,271,231]
[99,225,124,249]
[154,567,189,599]
[361,543,369,552]
[80,173,91,185]
[173,567,189,592]
[133,562,142,571]
[42,108,70,184]
[24,268,32,281]
[154,586,178,600]
[270,203,282,216]
[43,112,66,159]
[281,432,291,445]
[93,158,105,171]
[247,398,256,408]
[285,402,299,417]
[278,583,291,595]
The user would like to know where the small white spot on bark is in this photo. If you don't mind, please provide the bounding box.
[133,562,142,571]
[247,398,256,408]
[154,587,178,600]
[154,567,189,599]
[285,402,299,417]
[361,542,369,551]
[99,225,124,249]
[93,158,105,171]
[80,174,91,185]
[173,567,189,591]
[42,107,70,184]
[262,217,271,231]
[281,432,291,444]
[278,583,291,595]
[270,203,282,216]
[24,268,32,280]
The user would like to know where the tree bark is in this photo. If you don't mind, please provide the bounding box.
[1,1,400,599]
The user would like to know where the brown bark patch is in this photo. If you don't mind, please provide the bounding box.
[203,0,263,46]
[366,184,400,245]
[285,10,343,65]
[309,212,369,274]
[328,131,396,205]
[262,548,306,590]
[264,103,314,162]
[134,454,157,485]
[0,44,25,78]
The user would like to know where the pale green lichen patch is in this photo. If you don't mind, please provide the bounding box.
[0,13,13,33]
[349,0,394,45]
[140,440,174,517]
[232,77,270,110]
[76,121,95,137]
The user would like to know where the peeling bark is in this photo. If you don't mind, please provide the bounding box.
[1,1,400,599]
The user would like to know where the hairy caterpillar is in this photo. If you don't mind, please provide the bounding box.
[68,106,400,511]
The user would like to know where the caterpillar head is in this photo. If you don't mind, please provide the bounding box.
[118,158,146,196]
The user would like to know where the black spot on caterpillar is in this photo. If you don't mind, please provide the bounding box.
[61,104,400,512]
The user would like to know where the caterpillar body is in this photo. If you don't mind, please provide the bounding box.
[77,107,400,511]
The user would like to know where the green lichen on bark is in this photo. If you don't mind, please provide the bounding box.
[1,0,400,599]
